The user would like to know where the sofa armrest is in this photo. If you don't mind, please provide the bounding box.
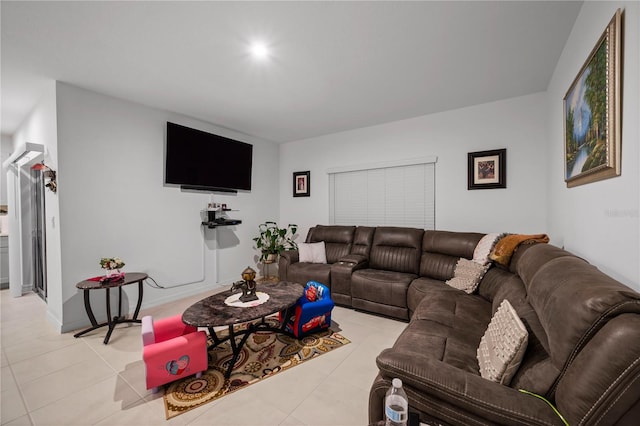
[279,250,299,281]
[376,349,565,426]
[280,249,299,264]
[336,254,368,269]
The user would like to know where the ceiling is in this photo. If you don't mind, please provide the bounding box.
[1,1,582,143]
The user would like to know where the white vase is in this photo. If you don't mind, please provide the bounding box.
[105,269,120,278]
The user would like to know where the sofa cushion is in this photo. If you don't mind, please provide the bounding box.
[306,225,355,263]
[477,299,529,385]
[407,277,442,316]
[408,281,492,372]
[286,263,331,287]
[298,242,327,264]
[478,267,556,394]
[369,227,423,274]
[419,231,484,280]
[352,269,417,310]
[423,230,485,259]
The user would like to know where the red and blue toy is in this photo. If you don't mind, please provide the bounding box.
[281,281,335,338]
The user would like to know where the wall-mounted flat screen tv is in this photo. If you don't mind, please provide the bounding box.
[165,122,253,192]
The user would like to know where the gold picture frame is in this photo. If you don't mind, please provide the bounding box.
[564,9,622,188]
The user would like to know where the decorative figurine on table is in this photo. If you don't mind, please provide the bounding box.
[231,266,258,302]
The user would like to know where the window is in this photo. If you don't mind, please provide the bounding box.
[328,157,436,229]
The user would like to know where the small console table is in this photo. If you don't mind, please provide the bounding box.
[73,272,147,344]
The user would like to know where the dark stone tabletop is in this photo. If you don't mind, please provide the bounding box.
[182,281,304,327]
[75,272,148,290]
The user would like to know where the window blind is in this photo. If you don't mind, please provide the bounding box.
[328,158,436,229]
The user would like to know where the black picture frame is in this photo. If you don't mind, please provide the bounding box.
[293,171,310,197]
[468,149,507,190]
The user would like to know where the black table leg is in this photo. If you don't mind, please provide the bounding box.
[103,288,115,344]
[132,281,143,320]
[74,290,108,338]
[206,316,298,379]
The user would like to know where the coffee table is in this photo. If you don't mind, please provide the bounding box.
[182,281,304,378]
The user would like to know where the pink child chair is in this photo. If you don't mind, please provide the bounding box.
[141,314,208,393]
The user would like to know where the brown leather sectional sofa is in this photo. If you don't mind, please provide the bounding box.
[279,225,640,425]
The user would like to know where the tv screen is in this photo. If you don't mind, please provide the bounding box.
[165,122,253,191]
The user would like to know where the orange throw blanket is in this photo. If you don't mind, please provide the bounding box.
[489,234,549,267]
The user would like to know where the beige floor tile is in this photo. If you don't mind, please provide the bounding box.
[28,374,142,425]
[20,358,116,412]
[247,363,328,414]
[2,332,78,366]
[1,366,16,393]
[9,340,97,386]
[1,288,405,426]
[93,399,159,426]
[1,349,9,368]
[188,390,289,426]
[0,382,27,425]
[291,376,369,426]
[117,359,149,399]
[279,414,307,426]
[1,414,32,426]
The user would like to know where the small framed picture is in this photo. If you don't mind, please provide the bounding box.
[468,149,506,190]
[293,171,310,197]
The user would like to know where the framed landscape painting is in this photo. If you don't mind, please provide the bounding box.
[564,9,621,188]
[468,149,506,190]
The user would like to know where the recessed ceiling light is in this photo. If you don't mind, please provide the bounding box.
[249,41,269,60]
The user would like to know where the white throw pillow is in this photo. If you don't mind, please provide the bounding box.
[446,258,489,294]
[298,242,327,264]
[477,299,529,385]
[473,233,505,265]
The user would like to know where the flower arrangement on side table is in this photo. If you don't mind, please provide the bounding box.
[100,257,125,280]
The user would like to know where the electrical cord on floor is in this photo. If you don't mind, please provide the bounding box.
[519,389,569,426]
[144,275,205,289]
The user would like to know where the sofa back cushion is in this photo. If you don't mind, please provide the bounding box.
[369,227,424,274]
[351,226,375,257]
[306,225,355,264]
[478,267,557,395]
[420,231,484,280]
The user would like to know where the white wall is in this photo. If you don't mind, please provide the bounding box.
[1,133,13,206]
[280,92,549,241]
[546,1,639,289]
[55,83,279,332]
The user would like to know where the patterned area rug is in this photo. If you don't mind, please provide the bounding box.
[163,317,350,419]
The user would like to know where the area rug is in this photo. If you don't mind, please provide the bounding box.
[163,317,350,419]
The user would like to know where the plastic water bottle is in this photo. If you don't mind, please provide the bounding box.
[385,378,408,426]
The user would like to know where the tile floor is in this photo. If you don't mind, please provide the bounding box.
[1,288,407,425]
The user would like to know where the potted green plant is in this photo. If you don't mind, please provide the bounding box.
[253,221,298,263]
